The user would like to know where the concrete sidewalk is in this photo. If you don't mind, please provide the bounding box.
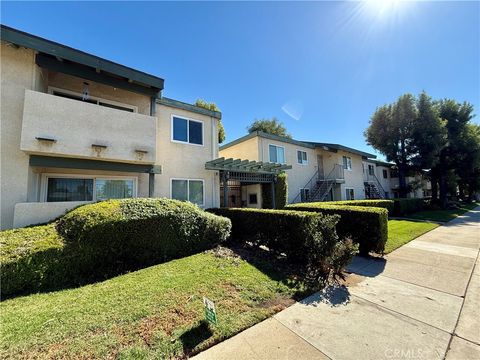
[192,207,480,360]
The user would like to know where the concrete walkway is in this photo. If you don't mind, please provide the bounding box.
[193,207,480,360]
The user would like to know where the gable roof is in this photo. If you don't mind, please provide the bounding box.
[220,131,376,159]
[1,24,164,96]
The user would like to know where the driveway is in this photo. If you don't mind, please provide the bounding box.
[192,207,480,360]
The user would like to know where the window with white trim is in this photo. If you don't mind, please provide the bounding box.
[172,116,203,145]
[297,150,308,165]
[171,179,204,206]
[269,144,285,164]
[345,188,355,200]
[342,156,352,170]
[368,164,375,176]
[45,176,135,202]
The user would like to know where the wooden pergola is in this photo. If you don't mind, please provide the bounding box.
[205,157,292,208]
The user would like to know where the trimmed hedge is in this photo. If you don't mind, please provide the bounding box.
[208,208,337,261]
[1,198,231,298]
[208,207,358,284]
[323,200,394,215]
[261,172,288,209]
[286,203,388,255]
[392,198,425,216]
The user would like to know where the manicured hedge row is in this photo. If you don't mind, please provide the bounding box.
[207,207,358,284]
[208,208,337,261]
[1,198,231,298]
[286,203,388,255]
[323,200,394,215]
[392,198,425,216]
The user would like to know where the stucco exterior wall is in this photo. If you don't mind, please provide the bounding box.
[1,43,41,229]
[241,184,262,208]
[257,137,317,203]
[13,201,89,228]
[154,104,220,208]
[220,136,260,161]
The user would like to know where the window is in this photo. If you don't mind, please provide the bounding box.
[345,188,355,200]
[45,176,135,202]
[171,179,204,206]
[368,165,375,176]
[172,116,203,145]
[342,156,352,170]
[297,150,308,165]
[269,144,285,164]
[249,193,258,204]
[383,169,388,179]
[50,88,137,113]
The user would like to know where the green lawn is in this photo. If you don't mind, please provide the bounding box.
[385,220,439,254]
[0,249,306,359]
[408,202,479,223]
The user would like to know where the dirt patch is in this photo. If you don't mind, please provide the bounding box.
[257,295,295,312]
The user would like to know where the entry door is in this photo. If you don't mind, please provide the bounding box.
[317,155,324,179]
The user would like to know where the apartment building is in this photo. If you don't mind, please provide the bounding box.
[219,131,378,205]
[363,159,432,199]
[0,25,222,229]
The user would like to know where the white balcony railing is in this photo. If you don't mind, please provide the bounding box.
[20,90,157,163]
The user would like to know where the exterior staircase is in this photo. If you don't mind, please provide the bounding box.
[293,164,345,203]
[363,173,386,199]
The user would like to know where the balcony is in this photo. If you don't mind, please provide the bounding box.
[20,90,156,164]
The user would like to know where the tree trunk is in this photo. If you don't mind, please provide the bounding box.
[431,176,439,203]
[439,174,448,209]
[399,165,408,198]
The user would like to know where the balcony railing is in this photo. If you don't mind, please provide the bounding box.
[20,90,157,163]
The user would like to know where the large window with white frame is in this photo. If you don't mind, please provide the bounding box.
[43,175,136,202]
[345,188,355,200]
[342,156,352,170]
[269,144,285,164]
[171,115,204,145]
[297,150,308,165]
[171,179,204,206]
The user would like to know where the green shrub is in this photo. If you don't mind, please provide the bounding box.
[207,208,358,286]
[261,172,288,209]
[1,198,231,298]
[286,203,388,255]
[324,200,394,215]
[392,198,425,216]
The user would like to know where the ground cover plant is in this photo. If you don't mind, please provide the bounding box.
[0,247,310,359]
[385,220,439,253]
[1,198,231,298]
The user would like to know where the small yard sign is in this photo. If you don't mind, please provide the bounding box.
[203,297,217,325]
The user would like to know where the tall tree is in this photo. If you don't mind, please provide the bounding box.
[195,99,226,143]
[365,94,417,197]
[432,100,476,207]
[247,117,291,138]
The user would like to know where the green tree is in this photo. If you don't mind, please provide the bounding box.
[432,100,476,207]
[247,117,291,138]
[365,94,417,197]
[195,99,226,143]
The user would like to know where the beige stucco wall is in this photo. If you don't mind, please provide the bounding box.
[257,136,317,203]
[241,184,262,208]
[21,90,157,163]
[220,136,260,161]
[154,104,220,208]
[13,201,89,228]
[1,43,41,229]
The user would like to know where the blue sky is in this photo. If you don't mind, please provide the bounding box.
[2,1,479,158]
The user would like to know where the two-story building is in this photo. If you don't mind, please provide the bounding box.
[1,25,222,229]
[219,131,378,205]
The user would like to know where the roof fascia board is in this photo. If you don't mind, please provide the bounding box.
[157,97,221,119]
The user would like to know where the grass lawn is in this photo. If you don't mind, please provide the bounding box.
[0,248,307,359]
[407,202,479,223]
[385,220,439,254]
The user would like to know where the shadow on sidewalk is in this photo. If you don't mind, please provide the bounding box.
[301,284,351,307]
[346,255,386,277]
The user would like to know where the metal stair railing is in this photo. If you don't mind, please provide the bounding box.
[364,173,386,199]
[292,164,344,203]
